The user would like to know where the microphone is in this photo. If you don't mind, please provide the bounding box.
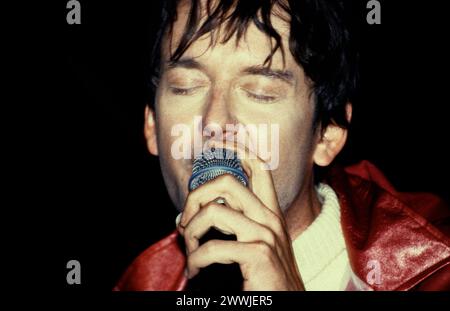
[185,147,248,291]
[188,147,248,192]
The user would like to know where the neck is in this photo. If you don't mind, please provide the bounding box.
[284,179,322,240]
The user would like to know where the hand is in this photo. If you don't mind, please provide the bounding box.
[178,143,305,291]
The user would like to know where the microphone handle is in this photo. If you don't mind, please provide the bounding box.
[184,228,243,291]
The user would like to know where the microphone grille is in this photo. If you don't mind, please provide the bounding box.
[189,148,248,191]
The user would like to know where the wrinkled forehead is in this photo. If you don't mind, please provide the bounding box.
[162,0,292,64]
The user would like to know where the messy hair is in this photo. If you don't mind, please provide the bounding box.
[149,0,358,131]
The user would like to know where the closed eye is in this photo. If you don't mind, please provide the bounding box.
[169,86,202,95]
[247,92,277,102]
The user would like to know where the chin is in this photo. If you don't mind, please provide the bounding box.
[172,173,191,212]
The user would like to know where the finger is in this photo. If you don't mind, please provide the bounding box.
[180,173,282,234]
[187,239,275,279]
[183,202,277,254]
[206,140,280,215]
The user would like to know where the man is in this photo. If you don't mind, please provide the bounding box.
[113,0,450,290]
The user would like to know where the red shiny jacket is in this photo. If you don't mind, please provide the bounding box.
[114,161,450,291]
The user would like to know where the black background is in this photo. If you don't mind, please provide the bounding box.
[44,0,450,292]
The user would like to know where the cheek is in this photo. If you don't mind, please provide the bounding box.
[271,121,315,210]
[155,103,196,210]
[157,96,195,153]
[279,102,315,152]
[275,102,316,175]
[279,125,313,170]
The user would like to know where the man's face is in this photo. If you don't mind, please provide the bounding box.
[151,2,319,213]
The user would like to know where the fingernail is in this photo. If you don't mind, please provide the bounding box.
[215,197,226,204]
[184,268,190,279]
[175,213,182,226]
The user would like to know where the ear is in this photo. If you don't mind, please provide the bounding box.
[144,105,159,156]
[313,103,352,167]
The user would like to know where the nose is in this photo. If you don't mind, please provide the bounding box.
[201,85,237,140]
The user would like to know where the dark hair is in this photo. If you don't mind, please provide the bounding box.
[149,0,358,131]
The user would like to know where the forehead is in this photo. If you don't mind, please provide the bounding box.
[162,0,294,69]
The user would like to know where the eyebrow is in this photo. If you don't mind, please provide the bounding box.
[242,66,294,84]
[167,58,203,70]
[166,58,294,84]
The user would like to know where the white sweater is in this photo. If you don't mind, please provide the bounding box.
[292,183,351,291]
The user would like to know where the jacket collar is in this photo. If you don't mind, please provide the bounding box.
[327,160,450,290]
